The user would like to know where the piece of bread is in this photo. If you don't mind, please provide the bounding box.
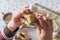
[26,14,37,23]
[19,13,40,28]
[20,13,37,25]
[16,31,30,40]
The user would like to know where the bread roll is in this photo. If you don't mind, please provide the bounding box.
[16,31,31,40]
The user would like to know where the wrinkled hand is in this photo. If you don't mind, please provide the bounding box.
[7,6,32,32]
[36,13,53,40]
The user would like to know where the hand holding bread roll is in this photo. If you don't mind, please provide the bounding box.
[7,6,33,32]
[20,13,40,28]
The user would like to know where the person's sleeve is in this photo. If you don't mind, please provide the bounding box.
[2,26,19,40]
[0,31,6,40]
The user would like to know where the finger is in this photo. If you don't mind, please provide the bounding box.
[41,29,46,36]
[42,16,49,30]
[43,16,53,32]
[22,23,27,28]
[14,5,29,16]
[48,18,53,27]
[15,6,31,16]
[43,17,53,31]
[35,13,43,19]
[42,17,48,30]
[36,27,41,40]
[38,17,47,30]
[36,12,47,17]
[47,18,53,31]
[23,8,32,14]
[44,17,52,27]
[14,9,25,17]
[36,27,41,34]
[24,5,29,8]
[17,8,32,18]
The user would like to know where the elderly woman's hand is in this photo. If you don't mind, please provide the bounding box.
[7,6,32,32]
[36,13,53,40]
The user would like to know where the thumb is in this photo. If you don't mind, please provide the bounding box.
[24,5,29,8]
[36,27,41,35]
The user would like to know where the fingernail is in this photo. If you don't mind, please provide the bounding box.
[24,5,29,8]
[43,16,46,20]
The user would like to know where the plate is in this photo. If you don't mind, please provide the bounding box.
[13,28,38,40]
[13,20,59,40]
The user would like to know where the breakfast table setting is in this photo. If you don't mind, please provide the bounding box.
[0,0,60,40]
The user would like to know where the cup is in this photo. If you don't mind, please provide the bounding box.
[2,12,12,24]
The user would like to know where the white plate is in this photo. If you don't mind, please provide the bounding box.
[13,28,38,40]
